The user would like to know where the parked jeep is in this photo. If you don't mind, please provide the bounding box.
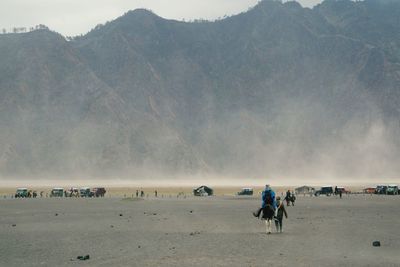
[237,188,254,196]
[80,187,94,198]
[91,187,106,197]
[50,188,64,197]
[375,185,388,195]
[387,185,398,195]
[315,186,333,196]
[15,188,29,198]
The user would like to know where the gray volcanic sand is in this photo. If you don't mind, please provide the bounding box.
[0,195,399,266]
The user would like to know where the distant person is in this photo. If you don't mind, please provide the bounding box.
[154,190,158,197]
[253,184,277,234]
[335,186,338,196]
[275,197,288,233]
[290,191,296,206]
[136,190,139,198]
[141,190,144,198]
[285,190,291,206]
[339,189,342,199]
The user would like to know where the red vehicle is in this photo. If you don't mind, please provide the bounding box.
[337,187,351,194]
[363,188,376,194]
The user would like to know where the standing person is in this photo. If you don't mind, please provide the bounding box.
[285,190,291,206]
[275,197,288,233]
[136,190,139,198]
[339,189,342,199]
[290,191,296,206]
[335,186,338,196]
[154,190,158,197]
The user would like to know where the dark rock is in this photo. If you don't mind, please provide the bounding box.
[138,245,141,248]
[373,241,381,247]
[77,255,90,261]
[55,213,58,216]
[11,224,16,227]
[119,214,123,216]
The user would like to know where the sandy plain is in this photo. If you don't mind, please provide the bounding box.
[0,193,399,267]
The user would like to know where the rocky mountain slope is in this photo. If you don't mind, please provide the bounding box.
[1,0,399,180]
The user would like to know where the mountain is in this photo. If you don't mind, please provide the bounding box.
[1,0,400,180]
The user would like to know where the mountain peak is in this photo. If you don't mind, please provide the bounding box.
[123,8,160,20]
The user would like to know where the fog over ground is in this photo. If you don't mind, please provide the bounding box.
[0,0,399,187]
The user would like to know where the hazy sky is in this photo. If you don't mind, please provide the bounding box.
[0,0,322,36]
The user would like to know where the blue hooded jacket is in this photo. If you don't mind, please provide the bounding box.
[261,188,277,209]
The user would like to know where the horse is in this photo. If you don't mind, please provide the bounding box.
[261,204,275,234]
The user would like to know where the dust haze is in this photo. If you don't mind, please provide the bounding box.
[1,0,400,187]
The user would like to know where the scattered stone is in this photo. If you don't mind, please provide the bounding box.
[76,255,90,261]
[11,224,16,227]
[153,213,157,216]
[119,214,123,217]
[190,210,193,213]
[55,213,58,216]
[372,241,381,247]
[110,225,114,228]
[190,231,201,236]
[138,245,141,248]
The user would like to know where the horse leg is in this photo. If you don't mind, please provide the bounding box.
[265,219,272,234]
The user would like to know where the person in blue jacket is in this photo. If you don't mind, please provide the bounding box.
[253,184,277,218]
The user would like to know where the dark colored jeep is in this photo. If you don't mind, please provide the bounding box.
[237,188,254,196]
[15,188,29,198]
[50,188,64,197]
[80,187,94,198]
[315,186,333,196]
[375,185,388,195]
[92,187,106,197]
